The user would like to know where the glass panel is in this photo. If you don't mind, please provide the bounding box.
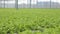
[37,0,50,8]
[6,0,15,8]
[18,0,27,8]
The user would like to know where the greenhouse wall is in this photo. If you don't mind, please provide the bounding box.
[0,0,60,8]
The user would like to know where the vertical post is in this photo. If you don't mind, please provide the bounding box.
[4,0,5,8]
[0,0,2,8]
[7,0,8,8]
[27,0,28,8]
[30,0,31,8]
[37,0,38,8]
[56,0,57,8]
[15,0,18,9]
[50,0,51,8]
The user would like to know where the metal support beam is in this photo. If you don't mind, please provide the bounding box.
[0,0,2,8]
[4,0,5,8]
[37,0,38,8]
[50,0,51,8]
[15,0,18,9]
[30,0,31,8]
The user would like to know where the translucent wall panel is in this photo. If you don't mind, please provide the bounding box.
[0,0,5,8]
[18,0,28,8]
[37,0,50,8]
[51,0,60,8]
[37,0,60,8]
[31,0,37,8]
[0,0,15,8]
[6,0,15,8]
[0,0,60,8]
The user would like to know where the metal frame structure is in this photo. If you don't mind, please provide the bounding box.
[0,0,60,8]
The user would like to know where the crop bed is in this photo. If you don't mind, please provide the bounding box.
[0,8,60,34]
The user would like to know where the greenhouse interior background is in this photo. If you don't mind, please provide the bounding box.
[0,0,60,8]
